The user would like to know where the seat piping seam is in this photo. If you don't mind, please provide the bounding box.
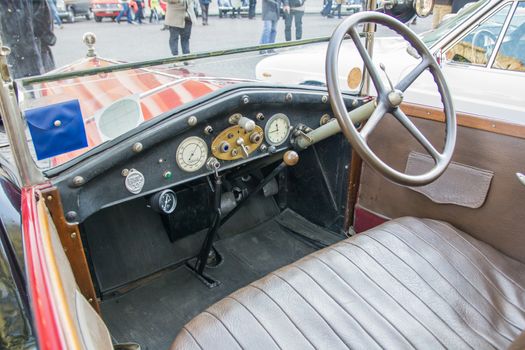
[308,253,421,349]
[386,223,525,327]
[288,261,395,349]
[202,310,244,349]
[182,327,205,350]
[247,284,318,349]
[415,220,525,309]
[363,231,521,338]
[341,239,503,347]
[330,243,473,349]
[425,220,525,294]
[224,296,283,350]
[269,272,353,349]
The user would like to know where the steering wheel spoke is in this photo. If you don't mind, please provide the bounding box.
[392,108,442,161]
[348,27,387,95]
[360,101,387,140]
[326,12,456,186]
[395,58,430,92]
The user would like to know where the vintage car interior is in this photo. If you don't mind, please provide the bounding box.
[6,6,525,350]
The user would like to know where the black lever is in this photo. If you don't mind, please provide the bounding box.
[187,151,299,288]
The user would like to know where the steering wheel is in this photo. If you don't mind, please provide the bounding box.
[471,29,498,64]
[326,12,456,187]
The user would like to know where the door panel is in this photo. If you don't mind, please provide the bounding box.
[356,108,525,263]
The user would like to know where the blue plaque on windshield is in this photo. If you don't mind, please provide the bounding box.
[25,99,88,160]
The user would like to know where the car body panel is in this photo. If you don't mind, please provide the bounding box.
[256,0,525,123]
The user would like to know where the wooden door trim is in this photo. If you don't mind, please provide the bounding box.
[402,103,525,139]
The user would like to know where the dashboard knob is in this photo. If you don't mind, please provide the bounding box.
[219,141,230,153]
[238,116,256,132]
[283,151,299,166]
[249,132,262,144]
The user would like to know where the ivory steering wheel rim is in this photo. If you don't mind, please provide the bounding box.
[326,12,456,187]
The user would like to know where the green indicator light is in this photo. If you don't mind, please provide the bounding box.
[163,171,172,179]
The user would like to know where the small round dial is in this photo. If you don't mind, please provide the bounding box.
[176,136,208,172]
[265,113,291,146]
[150,189,177,214]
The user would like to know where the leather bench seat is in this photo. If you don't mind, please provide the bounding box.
[171,217,525,349]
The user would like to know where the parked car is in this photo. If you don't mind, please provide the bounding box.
[256,0,525,123]
[56,0,93,22]
[91,0,121,22]
[1,0,525,349]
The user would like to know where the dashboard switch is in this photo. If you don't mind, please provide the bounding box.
[236,138,250,158]
[237,116,256,132]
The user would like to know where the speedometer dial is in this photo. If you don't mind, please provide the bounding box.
[176,136,208,172]
[265,113,291,146]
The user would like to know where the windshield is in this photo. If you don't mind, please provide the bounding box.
[420,0,490,47]
[0,0,484,170]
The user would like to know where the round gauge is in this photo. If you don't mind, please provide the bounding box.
[176,136,208,172]
[265,113,291,146]
[150,189,177,214]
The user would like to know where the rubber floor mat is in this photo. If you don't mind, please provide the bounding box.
[101,210,342,350]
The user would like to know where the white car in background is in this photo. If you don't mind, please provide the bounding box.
[256,0,525,124]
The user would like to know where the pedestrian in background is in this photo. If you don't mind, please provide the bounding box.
[432,0,452,28]
[231,0,242,18]
[260,0,285,53]
[283,0,305,41]
[200,0,210,24]
[248,0,256,18]
[46,0,63,28]
[117,0,134,24]
[135,0,144,24]
[149,0,163,23]
[331,0,342,18]
[320,0,333,17]
[166,0,197,56]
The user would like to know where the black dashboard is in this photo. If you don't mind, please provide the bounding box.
[50,84,362,223]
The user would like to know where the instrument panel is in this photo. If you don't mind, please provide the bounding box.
[54,87,362,223]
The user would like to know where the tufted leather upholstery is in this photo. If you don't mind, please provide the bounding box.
[171,217,525,349]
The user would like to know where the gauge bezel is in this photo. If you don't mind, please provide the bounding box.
[264,113,291,146]
[176,136,208,172]
[150,189,178,214]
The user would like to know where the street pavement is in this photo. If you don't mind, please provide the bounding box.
[52,13,432,79]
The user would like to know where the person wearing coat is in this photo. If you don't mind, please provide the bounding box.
[199,0,211,25]
[260,0,287,51]
[283,0,305,41]
[165,0,198,56]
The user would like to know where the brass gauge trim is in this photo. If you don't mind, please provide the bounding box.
[211,125,264,161]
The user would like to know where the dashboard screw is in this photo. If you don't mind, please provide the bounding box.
[132,142,143,153]
[256,113,265,121]
[70,232,77,239]
[260,144,268,152]
[241,95,250,104]
[188,116,198,126]
[121,168,129,177]
[320,114,331,126]
[72,176,85,187]
[204,125,213,134]
[322,95,328,103]
[285,93,293,102]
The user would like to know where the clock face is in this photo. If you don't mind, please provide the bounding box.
[265,113,291,146]
[176,136,208,172]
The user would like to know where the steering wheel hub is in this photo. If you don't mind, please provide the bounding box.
[387,90,404,107]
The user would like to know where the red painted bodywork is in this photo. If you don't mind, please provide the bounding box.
[353,205,388,233]
[91,0,121,18]
[22,186,65,350]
